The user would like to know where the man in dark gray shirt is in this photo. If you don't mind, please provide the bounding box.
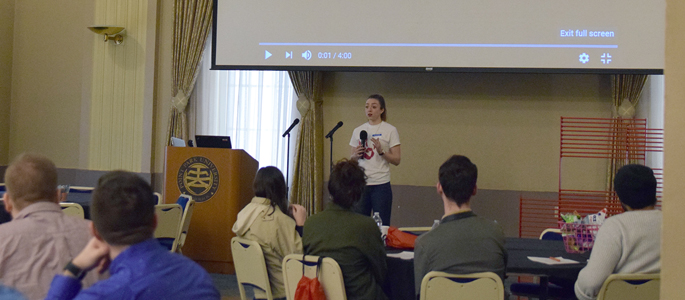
[413,155,507,297]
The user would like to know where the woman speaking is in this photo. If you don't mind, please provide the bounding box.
[349,94,401,225]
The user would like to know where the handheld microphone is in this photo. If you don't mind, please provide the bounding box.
[282,118,300,137]
[359,130,368,159]
[325,121,344,139]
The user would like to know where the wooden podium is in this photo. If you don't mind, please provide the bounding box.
[163,146,258,274]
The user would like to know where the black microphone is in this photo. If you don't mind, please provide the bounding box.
[188,140,194,147]
[325,121,344,139]
[359,130,368,159]
[282,118,300,137]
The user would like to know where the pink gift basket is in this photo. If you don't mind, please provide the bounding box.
[558,221,600,253]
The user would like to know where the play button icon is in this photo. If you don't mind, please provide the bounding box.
[265,50,272,59]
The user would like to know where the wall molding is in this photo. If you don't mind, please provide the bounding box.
[0,166,151,188]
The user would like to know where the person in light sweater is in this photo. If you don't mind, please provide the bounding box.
[574,164,662,300]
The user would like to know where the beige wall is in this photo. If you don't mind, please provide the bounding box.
[661,0,685,297]
[87,0,156,172]
[0,0,14,165]
[323,72,612,191]
[9,0,92,168]
[5,0,156,175]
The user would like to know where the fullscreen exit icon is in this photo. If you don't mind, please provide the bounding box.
[601,53,612,64]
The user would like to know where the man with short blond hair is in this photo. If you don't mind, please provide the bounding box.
[0,153,95,300]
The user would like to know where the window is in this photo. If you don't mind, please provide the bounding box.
[190,41,299,182]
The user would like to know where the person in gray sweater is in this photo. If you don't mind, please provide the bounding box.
[574,164,662,300]
[413,155,507,297]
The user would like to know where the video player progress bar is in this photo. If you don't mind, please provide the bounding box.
[259,42,618,49]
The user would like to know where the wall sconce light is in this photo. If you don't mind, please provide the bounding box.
[88,26,125,45]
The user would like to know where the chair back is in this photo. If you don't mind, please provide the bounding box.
[176,194,191,211]
[154,204,183,251]
[60,202,85,219]
[420,271,504,300]
[596,273,660,300]
[174,198,195,253]
[64,186,94,205]
[282,254,347,300]
[539,228,563,240]
[231,237,273,300]
[153,192,162,205]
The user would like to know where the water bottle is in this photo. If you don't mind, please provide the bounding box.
[373,212,385,246]
[431,219,440,230]
[373,212,383,229]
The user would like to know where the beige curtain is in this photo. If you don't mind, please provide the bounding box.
[288,71,324,215]
[165,0,213,145]
[606,74,648,193]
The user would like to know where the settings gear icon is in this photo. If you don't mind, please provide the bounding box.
[578,53,590,64]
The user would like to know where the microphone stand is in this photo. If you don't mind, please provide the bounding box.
[282,119,299,199]
[324,122,342,173]
[285,132,291,198]
[327,134,334,173]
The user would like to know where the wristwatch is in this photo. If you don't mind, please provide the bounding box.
[64,261,87,280]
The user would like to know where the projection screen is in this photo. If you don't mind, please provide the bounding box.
[212,0,664,73]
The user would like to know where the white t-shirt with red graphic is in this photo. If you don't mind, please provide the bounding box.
[349,121,401,185]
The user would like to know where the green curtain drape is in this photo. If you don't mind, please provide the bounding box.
[165,0,213,145]
[606,74,649,193]
[288,71,324,215]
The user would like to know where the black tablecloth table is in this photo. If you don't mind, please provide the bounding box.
[385,237,589,300]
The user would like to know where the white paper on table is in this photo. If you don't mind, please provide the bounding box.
[387,251,415,260]
[527,256,580,265]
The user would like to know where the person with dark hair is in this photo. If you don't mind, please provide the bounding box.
[303,159,387,300]
[0,153,96,300]
[232,166,306,300]
[413,155,506,297]
[44,171,220,300]
[349,94,401,225]
[575,164,661,300]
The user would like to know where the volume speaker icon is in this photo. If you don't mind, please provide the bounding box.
[301,50,312,60]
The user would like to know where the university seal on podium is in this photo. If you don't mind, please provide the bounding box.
[177,156,220,203]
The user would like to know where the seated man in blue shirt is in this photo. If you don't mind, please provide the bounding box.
[413,155,507,298]
[45,171,220,300]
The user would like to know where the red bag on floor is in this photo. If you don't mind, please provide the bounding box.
[386,226,418,249]
[294,256,326,300]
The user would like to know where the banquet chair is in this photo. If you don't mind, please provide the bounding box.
[282,254,347,300]
[231,237,274,300]
[154,204,183,251]
[174,197,195,253]
[153,192,162,205]
[510,227,574,299]
[539,228,563,240]
[176,194,192,211]
[60,202,85,219]
[61,186,95,218]
[596,273,660,300]
[419,271,504,300]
